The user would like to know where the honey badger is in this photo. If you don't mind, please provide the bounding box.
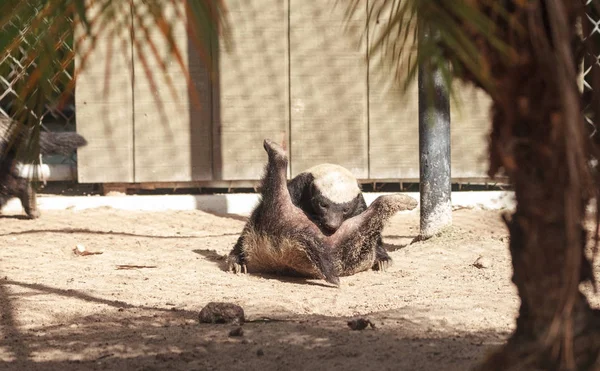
[0,117,87,218]
[226,139,417,285]
[287,163,391,270]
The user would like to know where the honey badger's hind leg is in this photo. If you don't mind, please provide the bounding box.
[261,139,339,285]
[356,197,392,272]
[331,194,418,276]
[226,138,287,276]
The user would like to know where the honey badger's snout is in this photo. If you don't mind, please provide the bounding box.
[322,213,344,233]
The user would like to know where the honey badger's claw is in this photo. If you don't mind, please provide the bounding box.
[378,259,392,272]
[227,258,248,275]
[326,275,340,287]
[372,260,385,272]
[231,263,245,274]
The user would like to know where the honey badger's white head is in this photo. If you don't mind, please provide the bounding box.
[304,163,362,233]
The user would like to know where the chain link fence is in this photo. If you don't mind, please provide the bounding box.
[0,25,78,177]
[584,0,600,142]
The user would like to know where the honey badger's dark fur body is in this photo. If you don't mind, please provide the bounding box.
[287,164,391,270]
[0,117,87,218]
[227,139,417,285]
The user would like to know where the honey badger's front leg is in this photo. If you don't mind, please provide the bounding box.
[326,193,417,276]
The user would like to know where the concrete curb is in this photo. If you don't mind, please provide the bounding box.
[2,191,516,217]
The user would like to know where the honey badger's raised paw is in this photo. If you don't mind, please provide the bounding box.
[370,194,418,215]
[263,139,287,165]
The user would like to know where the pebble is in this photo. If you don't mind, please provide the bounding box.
[198,302,245,325]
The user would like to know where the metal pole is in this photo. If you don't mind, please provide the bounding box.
[418,27,452,239]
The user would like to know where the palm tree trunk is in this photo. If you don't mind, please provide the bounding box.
[462,1,600,370]
[419,0,600,369]
[418,26,452,239]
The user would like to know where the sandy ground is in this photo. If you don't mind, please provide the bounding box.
[0,205,594,370]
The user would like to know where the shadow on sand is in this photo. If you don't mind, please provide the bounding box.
[0,278,506,371]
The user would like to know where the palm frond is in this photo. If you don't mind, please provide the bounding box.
[0,0,227,166]
[346,0,514,104]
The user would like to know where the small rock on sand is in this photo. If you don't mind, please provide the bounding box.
[198,302,245,325]
[347,318,376,331]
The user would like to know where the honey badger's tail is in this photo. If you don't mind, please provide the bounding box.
[1,117,87,157]
[39,131,87,155]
